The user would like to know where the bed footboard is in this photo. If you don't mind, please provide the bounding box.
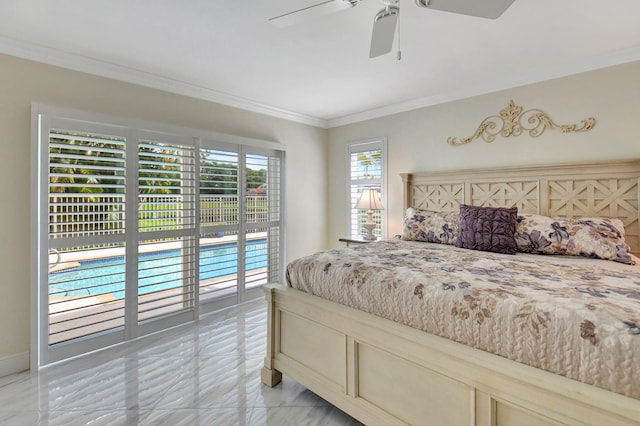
[262,284,640,426]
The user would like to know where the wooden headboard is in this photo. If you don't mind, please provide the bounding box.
[401,159,640,253]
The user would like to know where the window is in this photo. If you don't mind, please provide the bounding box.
[33,105,284,366]
[347,139,387,239]
[137,133,197,325]
[47,124,128,348]
[198,146,240,302]
[198,145,283,308]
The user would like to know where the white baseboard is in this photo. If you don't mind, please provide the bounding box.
[0,352,30,378]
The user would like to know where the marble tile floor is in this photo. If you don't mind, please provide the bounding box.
[0,299,363,425]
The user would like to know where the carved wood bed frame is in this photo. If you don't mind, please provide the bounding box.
[261,159,640,425]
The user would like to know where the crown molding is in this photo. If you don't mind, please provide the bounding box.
[2,36,639,130]
[326,45,640,128]
[0,36,327,128]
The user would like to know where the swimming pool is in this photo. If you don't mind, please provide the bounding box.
[49,240,267,299]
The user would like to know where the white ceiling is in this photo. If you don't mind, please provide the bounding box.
[1,0,639,128]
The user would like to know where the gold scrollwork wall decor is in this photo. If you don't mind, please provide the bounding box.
[447,100,596,146]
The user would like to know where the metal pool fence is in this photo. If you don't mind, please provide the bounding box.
[49,194,268,238]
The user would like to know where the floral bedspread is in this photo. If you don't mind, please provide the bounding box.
[285,239,640,399]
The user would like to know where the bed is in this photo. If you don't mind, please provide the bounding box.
[261,159,640,425]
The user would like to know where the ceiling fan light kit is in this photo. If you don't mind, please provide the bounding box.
[270,0,516,57]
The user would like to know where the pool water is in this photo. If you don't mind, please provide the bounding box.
[49,240,267,299]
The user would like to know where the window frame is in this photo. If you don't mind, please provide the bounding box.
[345,138,388,239]
[31,103,286,368]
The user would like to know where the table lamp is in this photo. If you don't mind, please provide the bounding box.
[355,187,383,240]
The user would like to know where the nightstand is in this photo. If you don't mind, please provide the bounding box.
[338,236,377,246]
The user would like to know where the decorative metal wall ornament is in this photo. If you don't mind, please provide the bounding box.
[447,100,596,146]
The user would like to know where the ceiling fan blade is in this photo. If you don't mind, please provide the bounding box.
[269,0,359,28]
[416,0,515,19]
[369,5,399,58]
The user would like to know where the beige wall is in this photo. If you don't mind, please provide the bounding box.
[4,52,639,370]
[328,61,640,245]
[0,54,329,363]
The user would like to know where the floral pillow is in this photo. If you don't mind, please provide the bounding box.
[515,214,635,265]
[401,207,459,245]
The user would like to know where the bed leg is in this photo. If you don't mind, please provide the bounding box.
[261,365,282,387]
[262,286,282,387]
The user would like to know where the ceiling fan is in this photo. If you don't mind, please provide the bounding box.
[269,0,515,58]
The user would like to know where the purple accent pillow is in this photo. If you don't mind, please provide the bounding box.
[456,205,518,254]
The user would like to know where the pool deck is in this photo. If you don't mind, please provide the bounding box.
[49,268,267,345]
[47,233,269,345]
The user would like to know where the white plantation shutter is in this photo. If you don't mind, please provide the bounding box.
[35,107,285,366]
[199,146,240,302]
[46,124,128,357]
[347,140,386,239]
[137,136,197,323]
[49,130,126,238]
[199,147,239,227]
[197,145,284,307]
[245,151,283,289]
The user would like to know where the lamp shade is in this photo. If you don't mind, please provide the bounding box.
[355,188,383,210]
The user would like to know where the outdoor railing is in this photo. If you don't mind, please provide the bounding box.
[49,194,125,238]
[49,194,268,238]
